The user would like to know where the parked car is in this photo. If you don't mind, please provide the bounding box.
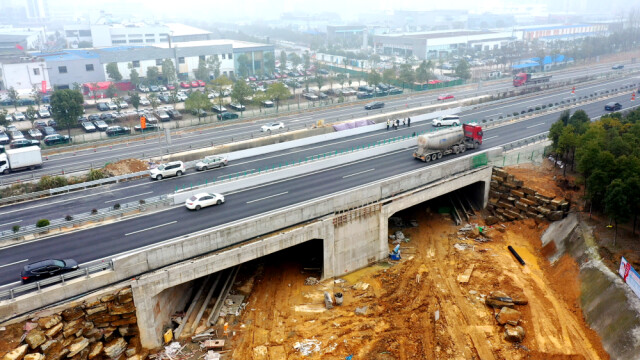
[47,119,57,127]
[217,112,239,120]
[357,92,374,99]
[604,102,622,111]
[260,122,284,132]
[139,97,151,106]
[93,120,108,131]
[81,121,96,132]
[99,113,115,121]
[138,84,150,92]
[176,92,188,101]
[190,81,199,88]
[166,109,183,120]
[27,128,43,140]
[166,84,176,90]
[8,130,25,140]
[37,109,51,118]
[149,161,185,180]
[432,115,461,127]
[149,85,160,92]
[388,87,403,95]
[211,105,227,113]
[87,114,100,122]
[364,101,384,110]
[10,139,40,148]
[43,134,70,146]
[106,102,118,110]
[437,94,455,101]
[196,155,228,171]
[21,259,79,284]
[197,80,206,87]
[97,102,109,111]
[41,126,57,136]
[12,112,26,121]
[185,192,225,210]
[134,122,160,132]
[0,130,10,145]
[612,64,625,70]
[229,103,246,111]
[154,110,171,122]
[117,100,129,109]
[179,82,191,89]
[262,100,274,108]
[158,95,170,103]
[106,125,130,136]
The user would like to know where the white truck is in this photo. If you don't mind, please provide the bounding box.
[0,146,43,174]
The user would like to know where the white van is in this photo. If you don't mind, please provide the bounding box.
[432,115,460,127]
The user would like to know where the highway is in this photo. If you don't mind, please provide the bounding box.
[1,61,637,183]
[0,75,638,233]
[0,88,638,286]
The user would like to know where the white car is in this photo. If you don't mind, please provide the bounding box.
[185,192,225,210]
[149,161,185,180]
[261,122,284,132]
[177,93,188,101]
[139,97,151,106]
[431,115,460,127]
[207,91,219,99]
[107,102,118,110]
[12,112,26,121]
[117,101,129,109]
[37,109,51,118]
[196,155,228,171]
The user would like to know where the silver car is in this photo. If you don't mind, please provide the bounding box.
[149,161,185,180]
[196,155,228,171]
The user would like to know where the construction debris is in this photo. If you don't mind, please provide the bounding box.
[354,306,368,315]
[305,277,320,285]
[293,339,321,356]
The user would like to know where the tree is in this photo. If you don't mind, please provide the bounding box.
[25,106,38,126]
[367,70,381,88]
[7,87,19,110]
[290,53,301,68]
[264,52,275,74]
[279,50,287,71]
[266,82,291,112]
[185,91,210,121]
[106,63,122,82]
[148,93,159,111]
[237,54,252,78]
[336,73,347,89]
[129,63,141,88]
[207,55,221,79]
[0,108,8,127]
[210,76,232,112]
[194,58,209,81]
[454,59,471,80]
[146,67,160,85]
[382,68,395,86]
[105,84,118,102]
[604,178,631,245]
[398,64,415,86]
[89,82,100,104]
[50,89,83,137]
[303,51,311,69]
[130,92,141,111]
[416,60,431,83]
[315,75,325,92]
[230,80,253,115]
[31,85,43,110]
[162,59,177,84]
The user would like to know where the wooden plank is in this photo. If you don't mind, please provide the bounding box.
[457,264,475,283]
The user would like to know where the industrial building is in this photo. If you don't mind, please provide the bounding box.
[516,23,610,42]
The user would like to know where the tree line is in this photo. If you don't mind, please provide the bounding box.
[549,107,640,241]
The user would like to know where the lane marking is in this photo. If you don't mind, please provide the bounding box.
[0,220,22,227]
[125,221,177,236]
[0,259,28,268]
[484,136,498,140]
[246,191,288,204]
[343,168,375,178]
[217,169,255,178]
[105,191,153,203]
[526,123,545,129]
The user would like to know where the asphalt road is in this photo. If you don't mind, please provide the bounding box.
[0,87,638,286]
[1,61,637,183]
[0,75,638,233]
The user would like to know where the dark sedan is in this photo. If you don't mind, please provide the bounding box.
[364,101,385,110]
[10,139,40,148]
[604,102,622,111]
[217,112,239,120]
[21,259,79,284]
[106,125,131,137]
[134,123,160,132]
[43,134,71,146]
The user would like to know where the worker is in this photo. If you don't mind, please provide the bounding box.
[408,117,411,127]
[386,119,390,130]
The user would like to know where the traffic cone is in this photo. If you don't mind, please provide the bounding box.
[571,87,575,94]
[632,93,636,101]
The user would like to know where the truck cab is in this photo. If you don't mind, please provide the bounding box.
[512,73,530,87]
[463,123,483,147]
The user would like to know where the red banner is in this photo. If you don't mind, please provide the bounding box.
[41,80,47,93]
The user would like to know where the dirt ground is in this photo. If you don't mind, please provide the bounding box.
[104,158,150,176]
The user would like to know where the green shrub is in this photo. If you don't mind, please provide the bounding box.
[513,112,519,116]
[36,219,50,228]
[91,208,98,215]
[86,169,106,182]
[535,106,541,110]
[12,225,20,233]
[113,203,121,210]
[37,175,68,190]
[65,215,73,221]
[549,103,553,107]
[139,199,146,205]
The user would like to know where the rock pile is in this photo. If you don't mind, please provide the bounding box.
[485,291,528,343]
[0,287,145,360]
[486,168,570,225]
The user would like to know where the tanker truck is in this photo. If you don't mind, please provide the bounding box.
[413,123,483,162]
[512,72,552,87]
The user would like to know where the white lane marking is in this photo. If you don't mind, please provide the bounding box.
[0,220,22,227]
[105,191,154,203]
[0,259,28,268]
[526,123,545,129]
[217,169,255,178]
[343,168,375,178]
[125,221,177,236]
[484,136,498,140]
[246,191,288,204]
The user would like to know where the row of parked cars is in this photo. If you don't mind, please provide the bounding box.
[0,122,70,147]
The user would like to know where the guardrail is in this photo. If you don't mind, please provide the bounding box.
[0,195,170,242]
[0,261,113,301]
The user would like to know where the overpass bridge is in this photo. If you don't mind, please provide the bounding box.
[0,147,499,347]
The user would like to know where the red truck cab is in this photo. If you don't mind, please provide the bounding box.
[512,72,529,87]
[463,123,483,146]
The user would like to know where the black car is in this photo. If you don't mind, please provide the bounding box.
[21,258,79,284]
[106,126,130,136]
[217,112,239,120]
[77,116,88,124]
[604,102,622,111]
[364,101,384,110]
[43,134,70,146]
[47,119,57,127]
[134,123,160,132]
[99,113,115,121]
[166,109,182,120]
[88,114,100,122]
[158,95,170,103]
[10,139,40,148]
[97,102,109,111]
[612,64,624,70]
[388,88,403,95]
[33,120,48,130]
[42,126,57,136]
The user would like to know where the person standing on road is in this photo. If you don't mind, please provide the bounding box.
[402,118,406,126]
[408,117,411,127]
[386,119,390,130]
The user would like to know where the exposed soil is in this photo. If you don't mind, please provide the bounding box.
[104,158,150,176]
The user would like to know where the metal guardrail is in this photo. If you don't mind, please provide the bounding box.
[0,195,170,242]
[501,132,550,151]
[0,261,113,301]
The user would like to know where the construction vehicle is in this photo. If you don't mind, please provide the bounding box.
[0,146,43,174]
[512,72,552,87]
[413,124,483,162]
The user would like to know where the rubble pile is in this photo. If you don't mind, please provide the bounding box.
[485,290,529,343]
[486,168,570,225]
[0,287,144,360]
